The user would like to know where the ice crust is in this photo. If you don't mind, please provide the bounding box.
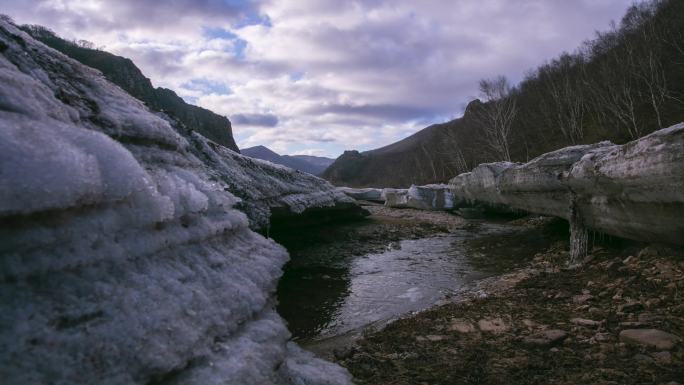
[0,21,352,385]
[449,125,684,245]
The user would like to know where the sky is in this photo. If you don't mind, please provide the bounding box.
[4,0,634,158]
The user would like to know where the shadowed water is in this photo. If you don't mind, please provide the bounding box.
[277,220,555,341]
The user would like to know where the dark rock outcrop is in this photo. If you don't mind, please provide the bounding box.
[0,20,355,385]
[20,24,240,152]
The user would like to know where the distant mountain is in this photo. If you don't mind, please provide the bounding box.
[20,25,239,152]
[289,155,335,169]
[242,146,334,175]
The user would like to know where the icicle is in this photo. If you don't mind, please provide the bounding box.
[569,195,588,266]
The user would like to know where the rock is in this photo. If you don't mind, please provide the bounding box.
[337,187,384,202]
[619,329,681,350]
[651,351,672,364]
[573,294,594,304]
[425,335,448,342]
[618,301,644,313]
[523,329,568,347]
[593,333,612,342]
[448,123,684,246]
[619,322,648,328]
[632,353,654,364]
[571,318,601,327]
[478,318,509,334]
[449,319,476,333]
[0,20,353,385]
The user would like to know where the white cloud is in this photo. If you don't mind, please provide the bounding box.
[3,0,633,157]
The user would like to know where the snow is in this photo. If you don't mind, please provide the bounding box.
[0,20,352,385]
[448,123,684,245]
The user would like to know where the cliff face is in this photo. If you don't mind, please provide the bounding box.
[21,25,240,152]
[449,123,684,245]
[0,20,354,385]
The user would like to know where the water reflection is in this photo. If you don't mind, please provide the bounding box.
[277,221,550,341]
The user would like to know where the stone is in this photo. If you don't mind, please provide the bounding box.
[449,319,476,333]
[618,301,644,313]
[651,351,672,364]
[573,294,594,304]
[571,318,601,327]
[478,318,509,334]
[425,335,448,342]
[619,329,681,350]
[523,329,568,347]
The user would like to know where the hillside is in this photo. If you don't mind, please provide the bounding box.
[242,145,333,175]
[323,0,684,188]
[19,24,240,152]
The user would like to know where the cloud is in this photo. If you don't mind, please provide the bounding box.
[232,113,279,127]
[2,0,633,157]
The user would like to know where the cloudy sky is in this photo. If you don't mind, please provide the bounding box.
[5,0,633,157]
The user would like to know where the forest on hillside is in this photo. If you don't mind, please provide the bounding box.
[324,0,684,187]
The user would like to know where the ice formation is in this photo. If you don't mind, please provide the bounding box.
[449,125,684,245]
[0,20,352,384]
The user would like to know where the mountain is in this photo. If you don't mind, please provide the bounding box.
[323,0,684,188]
[242,145,334,175]
[290,155,335,170]
[19,24,240,152]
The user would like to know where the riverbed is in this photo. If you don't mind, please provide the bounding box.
[274,205,563,345]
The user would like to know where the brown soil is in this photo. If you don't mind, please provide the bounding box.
[336,228,684,384]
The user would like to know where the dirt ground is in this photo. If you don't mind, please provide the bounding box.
[330,214,684,385]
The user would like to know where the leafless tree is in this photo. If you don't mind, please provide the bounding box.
[472,76,517,161]
[537,54,587,144]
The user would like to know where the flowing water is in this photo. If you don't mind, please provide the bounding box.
[276,218,558,342]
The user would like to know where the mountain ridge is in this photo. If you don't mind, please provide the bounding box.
[242,145,334,175]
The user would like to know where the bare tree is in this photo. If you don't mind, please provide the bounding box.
[472,76,517,161]
[538,54,587,144]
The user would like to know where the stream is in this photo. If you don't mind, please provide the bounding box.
[275,212,560,343]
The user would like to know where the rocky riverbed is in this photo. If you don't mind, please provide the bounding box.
[334,228,684,384]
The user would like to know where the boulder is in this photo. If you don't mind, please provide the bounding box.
[0,20,352,385]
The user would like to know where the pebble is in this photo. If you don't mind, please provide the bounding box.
[449,319,476,333]
[571,318,601,327]
[523,329,568,347]
[651,351,672,364]
[573,294,593,304]
[619,329,681,350]
[478,318,509,334]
